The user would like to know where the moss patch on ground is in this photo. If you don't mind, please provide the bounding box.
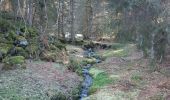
[96,43,131,58]
[88,67,119,95]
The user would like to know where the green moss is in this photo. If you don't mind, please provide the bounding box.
[111,43,125,50]
[16,36,26,41]
[89,68,104,78]
[3,56,25,65]
[15,47,27,57]
[2,56,26,70]
[100,49,128,58]
[89,72,113,94]
[0,17,14,31]
[0,44,12,54]
[16,47,24,51]
[26,27,38,37]
[92,72,113,87]
[25,44,39,54]
[55,43,66,50]
[67,58,82,75]
[5,31,17,41]
[82,58,97,64]
[96,44,131,58]
[9,31,17,39]
[0,48,8,55]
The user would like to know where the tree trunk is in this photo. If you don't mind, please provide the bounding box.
[83,0,93,39]
[70,0,75,43]
[27,0,33,26]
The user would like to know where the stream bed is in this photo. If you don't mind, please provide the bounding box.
[80,48,101,100]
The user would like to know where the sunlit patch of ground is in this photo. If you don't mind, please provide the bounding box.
[85,43,170,100]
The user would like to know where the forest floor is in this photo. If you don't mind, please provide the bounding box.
[0,61,81,99]
[81,43,170,100]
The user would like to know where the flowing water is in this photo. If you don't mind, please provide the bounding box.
[80,48,101,100]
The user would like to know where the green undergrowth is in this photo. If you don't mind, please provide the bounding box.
[88,67,119,95]
[82,58,97,65]
[0,15,67,67]
[2,56,26,70]
[111,43,125,50]
[67,58,83,75]
[96,43,135,58]
[67,55,100,75]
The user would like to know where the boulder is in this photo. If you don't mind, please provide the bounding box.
[2,56,26,70]
[14,36,28,47]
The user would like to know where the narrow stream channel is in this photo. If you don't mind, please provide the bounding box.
[80,48,101,100]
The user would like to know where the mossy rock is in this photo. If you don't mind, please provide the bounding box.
[16,36,26,41]
[0,48,8,55]
[2,56,26,70]
[15,47,27,57]
[5,31,17,41]
[0,43,13,55]
[3,56,25,64]
[0,48,8,61]
[15,36,28,47]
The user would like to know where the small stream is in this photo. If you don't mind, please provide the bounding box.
[80,48,102,100]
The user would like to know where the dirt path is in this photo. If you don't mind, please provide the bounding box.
[83,44,170,100]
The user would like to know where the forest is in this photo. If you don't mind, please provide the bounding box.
[0,0,170,100]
